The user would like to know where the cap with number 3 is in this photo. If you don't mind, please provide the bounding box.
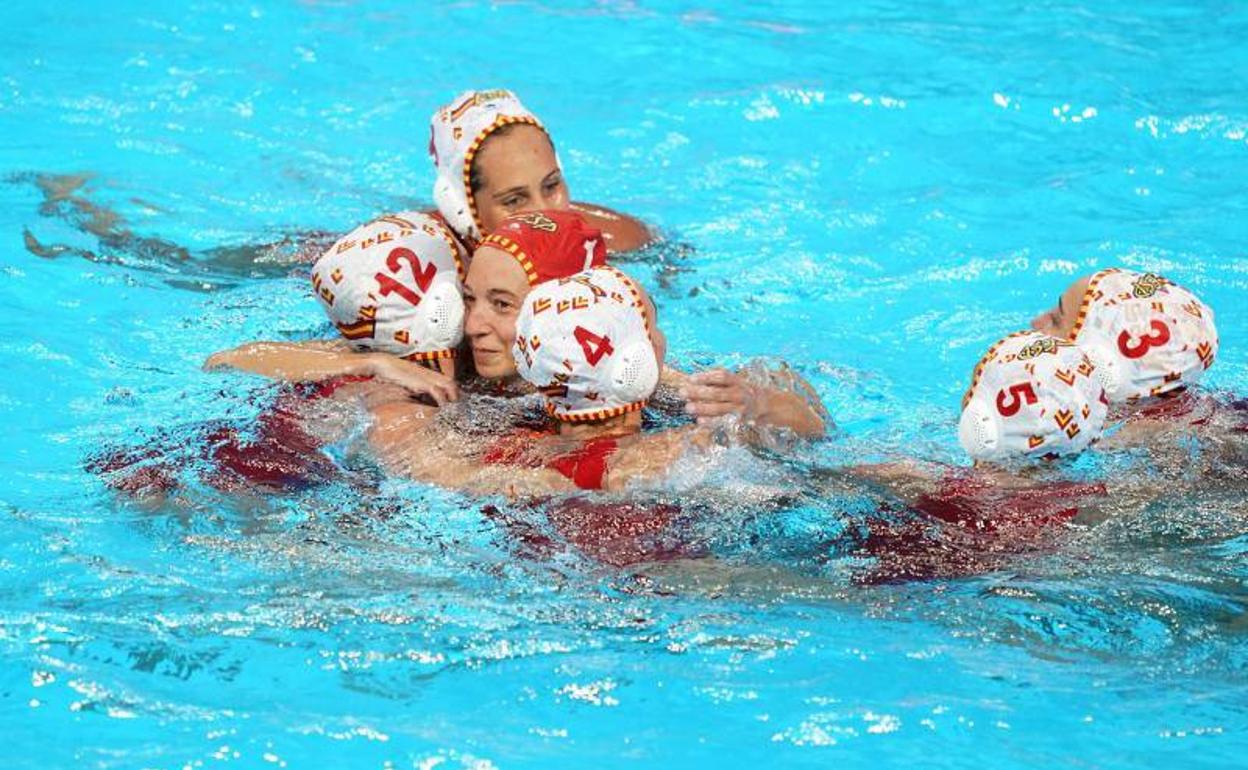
[1069,268,1217,402]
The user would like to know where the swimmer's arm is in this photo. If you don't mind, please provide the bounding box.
[570,201,653,253]
[602,426,710,492]
[204,341,459,404]
[838,461,944,503]
[204,339,351,379]
[366,402,573,498]
[678,367,831,438]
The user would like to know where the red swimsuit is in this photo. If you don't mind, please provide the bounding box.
[480,429,621,491]
[859,472,1108,583]
[480,429,691,566]
[89,377,372,497]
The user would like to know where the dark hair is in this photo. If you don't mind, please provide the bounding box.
[468,124,557,193]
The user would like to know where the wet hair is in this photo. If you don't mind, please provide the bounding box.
[468,124,558,194]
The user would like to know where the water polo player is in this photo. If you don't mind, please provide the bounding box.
[1025,266,1245,454]
[1030,268,1218,403]
[839,330,1114,581]
[429,89,651,253]
[95,212,477,501]
[205,211,469,404]
[958,330,1109,461]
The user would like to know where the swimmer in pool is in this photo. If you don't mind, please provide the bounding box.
[854,328,1111,497]
[208,209,829,437]
[90,215,480,502]
[205,210,470,401]
[429,89,652,254]
[372,262,764,494]
[825,331,1115,581]
[1027,267,1241,460]
[22,89,650,286]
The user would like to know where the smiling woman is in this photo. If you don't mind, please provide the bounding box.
[463,210,610,380]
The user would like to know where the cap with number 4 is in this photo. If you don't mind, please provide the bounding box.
[513,266,658,422]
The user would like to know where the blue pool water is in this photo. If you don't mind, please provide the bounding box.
[2,2,1248,767]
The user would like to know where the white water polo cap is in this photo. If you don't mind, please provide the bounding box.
[1069,268,1218,402]
[429,89,558,242]
[513,266,659,422]
[311,211,467,362]
[958,331,1109,461]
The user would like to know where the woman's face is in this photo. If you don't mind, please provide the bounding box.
[463,246,531,380]
[472,124,570,234]
[1030,276,1091,339]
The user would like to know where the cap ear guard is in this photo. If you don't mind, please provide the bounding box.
[433,175,474,241]
[958,398,1002,461]
[609,340,659,404]
[416,280,465,350]
[1080,342,1127,401]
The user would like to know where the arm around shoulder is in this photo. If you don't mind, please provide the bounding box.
[203,339,358,381]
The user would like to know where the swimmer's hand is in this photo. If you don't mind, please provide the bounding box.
[368,355,459,406]
[680,369,761,421]
[679,368,827,438]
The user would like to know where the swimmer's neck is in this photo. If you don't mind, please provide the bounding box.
[557,411,641,441]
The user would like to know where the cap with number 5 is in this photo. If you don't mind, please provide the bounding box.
[958,330,1109,461]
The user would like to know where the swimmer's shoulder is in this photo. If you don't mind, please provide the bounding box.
[602,425,705,492]
[570,202,652,253]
